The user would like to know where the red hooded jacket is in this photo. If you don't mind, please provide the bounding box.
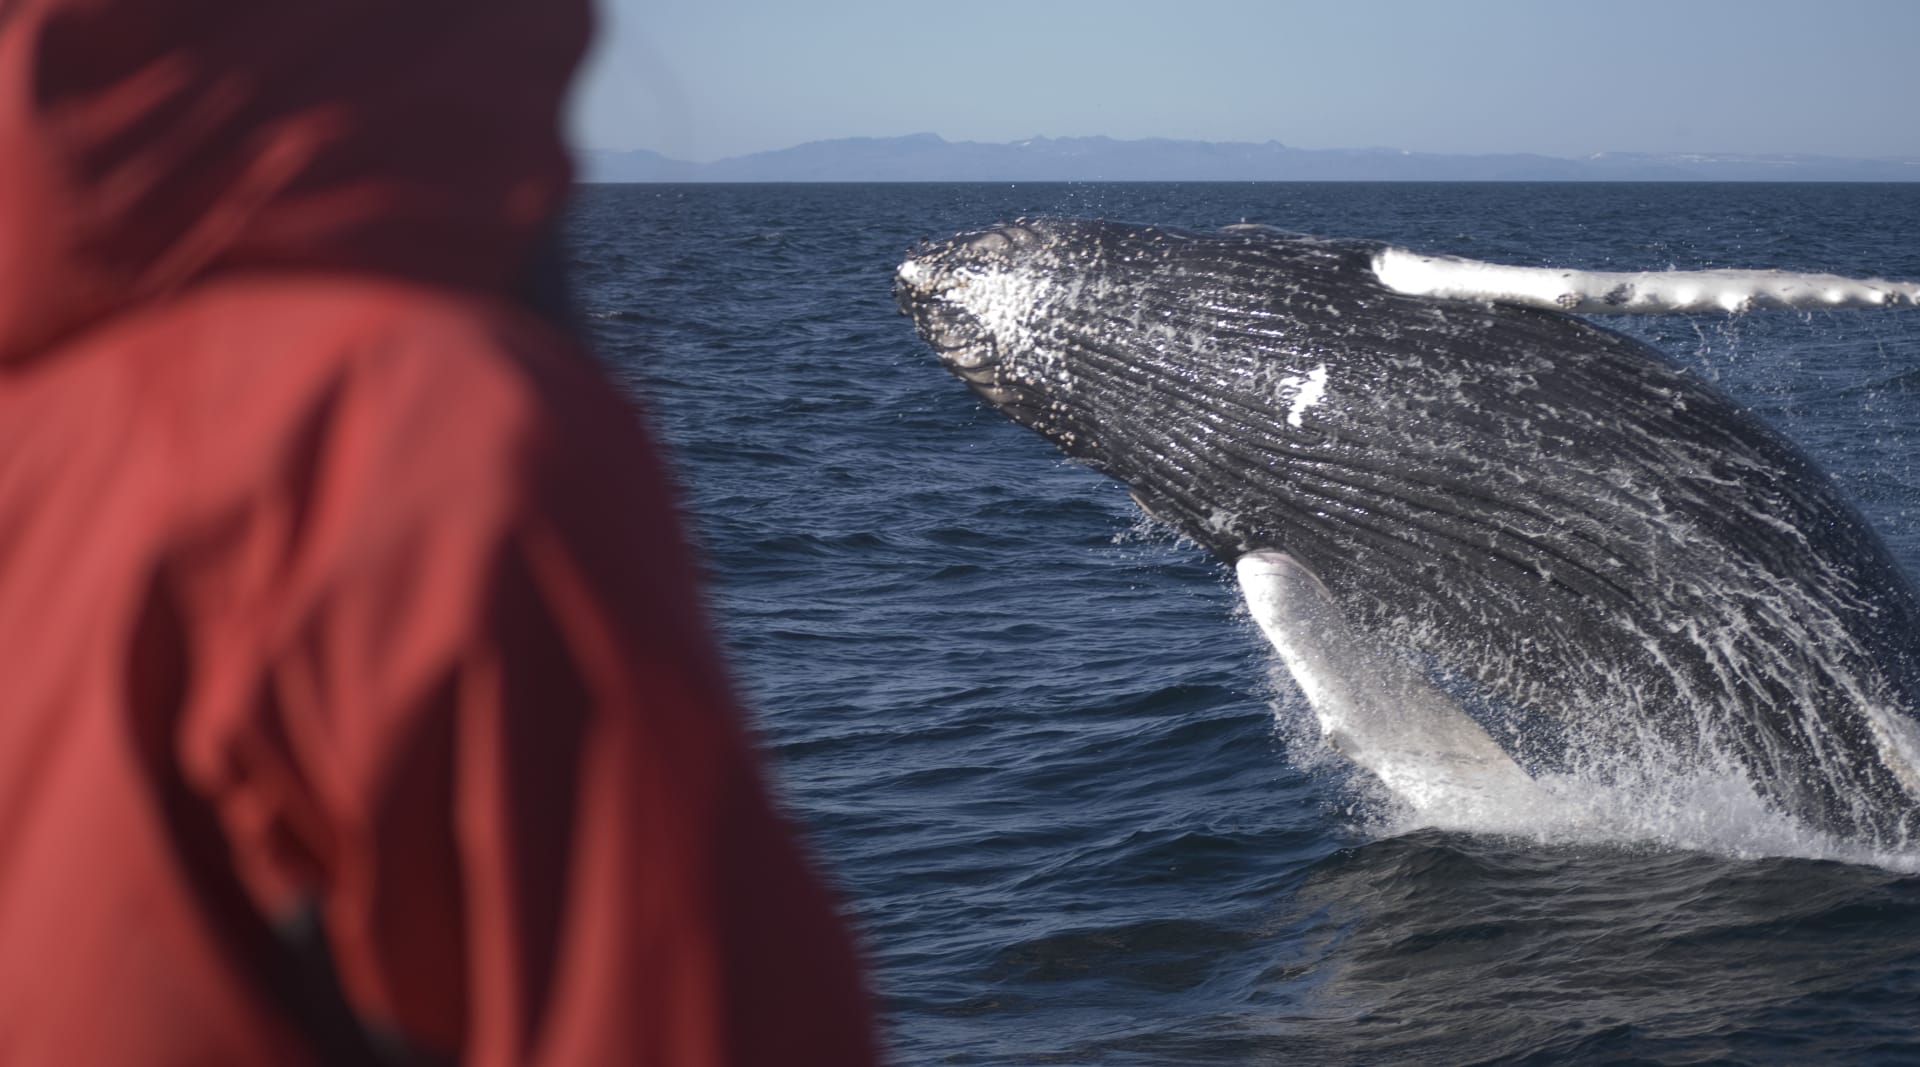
[0,1,878,1063]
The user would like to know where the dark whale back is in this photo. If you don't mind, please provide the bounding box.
[897,217,1920,845]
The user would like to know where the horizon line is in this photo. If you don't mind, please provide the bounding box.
[578,133,1920,167]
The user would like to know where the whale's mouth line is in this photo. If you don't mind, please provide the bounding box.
[901,298,999,374]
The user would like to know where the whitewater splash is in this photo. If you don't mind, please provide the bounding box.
[1349,253,1920,868]
[1373,247,1920,314]
[1324,733,1920,875]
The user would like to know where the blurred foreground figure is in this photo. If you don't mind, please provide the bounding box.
[0,1,878,1063]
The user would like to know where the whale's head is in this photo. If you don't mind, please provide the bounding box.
[895,217,1391,562]
[892,220,1098,444]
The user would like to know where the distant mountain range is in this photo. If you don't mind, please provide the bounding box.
[580,133,1920,183]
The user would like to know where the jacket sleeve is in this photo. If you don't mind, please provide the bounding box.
[190,318,880,1066]
[449,395,880,1067]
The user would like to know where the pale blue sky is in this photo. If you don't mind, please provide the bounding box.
[571,0,1920,163]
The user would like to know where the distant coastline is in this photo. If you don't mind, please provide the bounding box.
[579,133,1920,184]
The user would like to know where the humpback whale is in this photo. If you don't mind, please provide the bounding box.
[895,217,1920,848]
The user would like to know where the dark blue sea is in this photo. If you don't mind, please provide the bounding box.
[567,183,1920,1065]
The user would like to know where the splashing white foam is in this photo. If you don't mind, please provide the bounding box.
[1267,681,1920,874]
[1372,247,1920,314]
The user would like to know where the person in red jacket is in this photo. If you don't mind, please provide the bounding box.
[0,1,880,1063]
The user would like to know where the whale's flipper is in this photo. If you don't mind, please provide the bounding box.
[1236,550,1540,816]
[1371,246,1920,314]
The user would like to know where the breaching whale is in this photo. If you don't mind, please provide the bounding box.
[895,217,1920,848]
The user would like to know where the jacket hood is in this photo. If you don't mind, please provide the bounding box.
[0,0,589,365]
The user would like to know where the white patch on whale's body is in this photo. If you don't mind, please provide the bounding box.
[1277,365,1328,428]
[1372,246,1920,314]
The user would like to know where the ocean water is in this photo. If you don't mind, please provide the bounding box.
[568,183,1920,1065]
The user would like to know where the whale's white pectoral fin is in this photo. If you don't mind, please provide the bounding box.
[1372,246,1920,315]
[1235,550,1540,815]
